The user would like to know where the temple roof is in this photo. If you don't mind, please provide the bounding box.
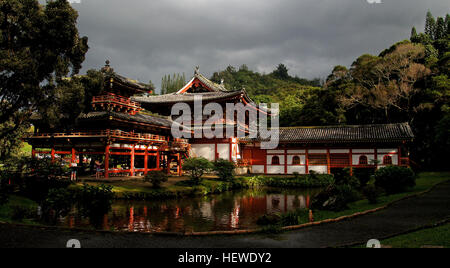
[177,69,229,93]
[78,111,190,132]
[245,123,414,144]
[102,60,154,95]
[133,91,243,104]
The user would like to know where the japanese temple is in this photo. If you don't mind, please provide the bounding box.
[25,62,414,177]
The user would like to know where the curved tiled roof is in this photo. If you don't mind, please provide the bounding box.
[79,111,183,130]
[133,91,243,104]
[248,123,414,143]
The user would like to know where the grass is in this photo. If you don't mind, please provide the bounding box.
[0,195,39,225]
[73,177,249,200]
[273,172,450,226]
[379,223,450,248]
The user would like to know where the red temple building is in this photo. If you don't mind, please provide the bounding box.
[26,62,414,177]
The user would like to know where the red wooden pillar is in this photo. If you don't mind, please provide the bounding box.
[398,146,402,166]
[156,148,160,170]
[305,150,309,174]
[144,145,149,175]
[105,145,110,179]
[284,149,288,175]
[177,153,182,177]
[229,138,233,162]
[327,149,331,174]
[32,147,36,159]
[375,148,378,170]
[71,148,76,163]
[349,149,353,176]
[130,145,135,177]
[51,147,56,162]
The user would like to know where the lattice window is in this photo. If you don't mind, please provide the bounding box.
[383,155,393,165]
[359,155,368,165]
[309,154,327,165]
[271,156,280,165]
[292,156,301,165]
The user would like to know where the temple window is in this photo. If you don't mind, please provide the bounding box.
[292,156,301,165]
[383,155,393,165]
[359,155,368,165]
[271,156,280,165]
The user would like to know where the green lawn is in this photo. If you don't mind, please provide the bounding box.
[297,172,450,225]
[0,195,39,225]
[380,223,450,248]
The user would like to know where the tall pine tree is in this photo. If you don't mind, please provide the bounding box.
[425,11,436,39]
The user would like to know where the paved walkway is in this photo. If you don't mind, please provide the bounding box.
[1,182,449,248]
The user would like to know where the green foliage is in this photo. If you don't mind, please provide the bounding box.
[362,184,381,204]
[41,188,74,221]
[144,171,169,189]
[75,184,115,226]
[246,174,334,189]
[374,166,416,195]
[256,214,281,226]
[212,159,236,182]
[161,73,186,94]
[353,168,376,187]
[0,175,9,206]
[10,205,36,222]
[182,157,213,185]
[0,0,88,142]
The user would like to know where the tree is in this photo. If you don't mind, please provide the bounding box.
[182,157,213,185]
[212,159,236,182]
[411,27,418,42]
[0,0,88,144]
[425,11,436,39]
[37,70,104,131]
[435,17,446,40]
[161,73,186,94]
[144,171,168,189]
[272,64,290,80]
[339,43,430,122]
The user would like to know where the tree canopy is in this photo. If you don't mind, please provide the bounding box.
[0,0,89,158]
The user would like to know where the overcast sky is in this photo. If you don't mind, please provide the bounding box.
[69,0,449,92]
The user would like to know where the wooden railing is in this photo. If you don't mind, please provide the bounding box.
[92,93,142,109]
[26,130,167,142]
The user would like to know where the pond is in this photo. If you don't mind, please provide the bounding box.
[59,188,321,233]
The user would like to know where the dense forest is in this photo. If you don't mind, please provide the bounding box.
[209,11,449,170]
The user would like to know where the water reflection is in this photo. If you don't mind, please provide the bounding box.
[61,188,320,233]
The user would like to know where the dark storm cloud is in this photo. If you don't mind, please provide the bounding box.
[70,0,449,92]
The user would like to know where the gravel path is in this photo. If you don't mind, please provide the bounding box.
[1,182,449,248]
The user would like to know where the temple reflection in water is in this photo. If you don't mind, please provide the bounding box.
[63,189,318,233]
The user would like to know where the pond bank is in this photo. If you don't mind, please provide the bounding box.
[73,174,333,200]
[1,178,449,248]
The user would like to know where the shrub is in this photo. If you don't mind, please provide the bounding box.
[10,206,36,221]
[183,157,213,185]
[333,168,361,189]
[144,171,169,188]
[363,184,381,204]
[212,159,236,182]
[312,184,361,212]
[354,168,376,187]
[41,188,74,222]
[20,177,72,202]
[374,166,416,195]
[0,175,9,206]
[256,214,281,226]
[75,184,115,226]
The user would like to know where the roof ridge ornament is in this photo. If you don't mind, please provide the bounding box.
[195,66,200,75]
[101,59,114,73]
